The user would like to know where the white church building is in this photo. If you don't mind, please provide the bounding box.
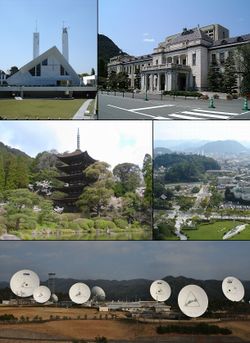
[7,27,80,87]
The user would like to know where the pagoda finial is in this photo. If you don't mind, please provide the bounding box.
[77,128,80,150]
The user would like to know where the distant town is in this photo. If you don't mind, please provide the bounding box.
[154,140,250,240]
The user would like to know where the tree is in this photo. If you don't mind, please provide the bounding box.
[0,156,5,192]
[37,200,55,225]
[134,67,141,89]
[15,156,29,188]
[142,154,152,206]
[113,163,141,195]
[121,192,142,223]
[5,157,18,190]
[223,54,237,94]
[77,183,114,216]
[4,189,40,231]
[91,68,95,75]
[236,44,250,94]
[7,66,19,77]
[207,61,223,92]
[116,72,129,90]
[77,162,114,216]
[107,71,117,89]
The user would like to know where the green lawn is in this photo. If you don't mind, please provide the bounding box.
[230,225,250,240]
[0,99,85,119]
[183,221,249,240]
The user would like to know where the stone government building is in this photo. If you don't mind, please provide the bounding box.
[107,24,250,92]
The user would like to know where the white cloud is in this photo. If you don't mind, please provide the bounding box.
[154,121,250,142]
[0,121,152,169]
[143,38,155,42]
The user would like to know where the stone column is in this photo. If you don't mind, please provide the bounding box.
[157,73,161,91]
[164,72,168,91]
[149,74,153,92]
[169,71,173,91]
[141,74,145,91]
[185,72,189,90]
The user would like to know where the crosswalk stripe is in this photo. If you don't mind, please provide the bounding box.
[193,109,239,116]
[182,111,229,119]
[169,114,203,120]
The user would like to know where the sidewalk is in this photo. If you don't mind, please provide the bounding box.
[72,99,93,119]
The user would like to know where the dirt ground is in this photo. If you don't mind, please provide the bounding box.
[0,306,249,342]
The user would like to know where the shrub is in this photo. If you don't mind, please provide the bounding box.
[21,220,37,230]
[68,222,81,230]
[0,314,18,322]
[74,218,94,230]
[131,221,141,228]
[226,94,233,100]
[163,90,202,97]
[213,94,219,99]
[156,323,232,335]
[113,218,128,229]
[199,94,209,100]
[94,219,117,230]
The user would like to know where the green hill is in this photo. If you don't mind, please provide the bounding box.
[155,153,220,183]
[98,34,127,79]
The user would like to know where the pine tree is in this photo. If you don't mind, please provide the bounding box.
[223,54,237,94]
[16,156,29,188]
[207,61,223,92]
[5,157,18,190]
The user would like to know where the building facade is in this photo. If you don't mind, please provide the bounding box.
[107,24,250,92]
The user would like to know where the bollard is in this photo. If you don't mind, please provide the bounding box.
[145,90,148,101]
[209,97,215,109]
[242,97,249,111]
[123,91,124,97]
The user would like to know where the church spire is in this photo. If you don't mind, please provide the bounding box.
[77,128,80,150]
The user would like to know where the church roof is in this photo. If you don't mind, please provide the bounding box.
[7,46,80,85]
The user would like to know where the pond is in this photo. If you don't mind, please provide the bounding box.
[18,228,152,241]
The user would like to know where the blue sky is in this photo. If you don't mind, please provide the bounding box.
[0,121,151,168]
[0,241,249,282]
[99,0,250,56]
[0,0,97,74]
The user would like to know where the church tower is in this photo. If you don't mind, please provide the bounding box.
[33,26,39,59]
[62,27,69,61]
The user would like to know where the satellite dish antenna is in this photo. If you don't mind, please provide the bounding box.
[69,283,91,304]
[222,276,245,302]
[10,270,40,297]
[51,293,58,303]
[150,280,171,302]
[178,285,208,318]
[91,286,106,301]
[33,286,51,304]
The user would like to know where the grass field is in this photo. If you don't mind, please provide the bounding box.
[183,221,250,240]
[230,225,250,240]
[0,307,246,342]
[0,99,85,119]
